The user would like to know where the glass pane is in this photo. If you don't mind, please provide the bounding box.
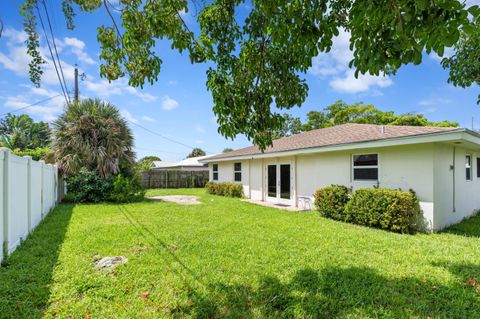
[213,164,218,171]
[353,154,378,166]
[268,165,277,197]
[280,164,291,199]
[213,172,218,181]
[477,158,480,178]
[467,168,471,180]
[234,162,241,171]
[353,168,378,180]
[466,156,471,167]
[234,172,242,182]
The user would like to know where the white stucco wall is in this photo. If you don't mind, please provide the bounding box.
[208,142,480,230]
[210,160,251,196]
[433,143,480,229]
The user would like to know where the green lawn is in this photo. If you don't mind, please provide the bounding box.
[1,188,479,318]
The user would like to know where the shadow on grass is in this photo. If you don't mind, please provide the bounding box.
[0,204,73,318]
[188,263,480,318]
[442,213,480,238]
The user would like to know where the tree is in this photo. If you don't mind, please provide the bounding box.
[20,1,479,149]
[272,114,303,139]
[441,14,480,104]
[135,155,161,172]
[222,148,234,153]
[51,98,135,178]
[186,148,206,158]
[297,101,458,132]
[0,113,50,150]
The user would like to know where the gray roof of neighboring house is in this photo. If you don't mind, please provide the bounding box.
[202,123,462,161]
[151,155,214,169]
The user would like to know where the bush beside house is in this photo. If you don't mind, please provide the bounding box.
[313,185,351,221]
[206,182,244,198]
[314,186,423,233]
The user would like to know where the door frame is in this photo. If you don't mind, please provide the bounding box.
[264,159,294,206]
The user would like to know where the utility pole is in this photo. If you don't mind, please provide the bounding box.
[74,66,79,102]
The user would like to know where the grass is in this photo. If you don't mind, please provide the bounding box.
[0,188,479,318]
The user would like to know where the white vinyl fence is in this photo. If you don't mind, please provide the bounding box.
[0,148,60,262]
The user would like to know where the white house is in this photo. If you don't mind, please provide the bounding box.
[151,155,211,171]
[201,123,480,230]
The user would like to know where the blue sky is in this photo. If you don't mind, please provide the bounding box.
[0,1,479,161]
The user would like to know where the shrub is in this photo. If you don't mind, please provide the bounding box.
[314,185,351,220]
[205,182,243,198]
[12,147,51,161]
[66,169,113,203]
[344,188,422,233]
[110,174,145,203]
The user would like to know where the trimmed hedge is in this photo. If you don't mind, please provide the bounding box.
[314,185,423,233]
[206,181,244,198]
[344,189,422,233]
[314,185,351,221]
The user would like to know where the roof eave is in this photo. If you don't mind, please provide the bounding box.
[201,129,476,163]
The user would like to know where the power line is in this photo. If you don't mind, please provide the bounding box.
[0,94,62,117]
[41,0,70,103]
[135,147,185,155]
[35,5,69,105]
[126,120,214,154]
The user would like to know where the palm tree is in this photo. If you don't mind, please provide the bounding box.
[0,113,50,150]
[52,98,135,178]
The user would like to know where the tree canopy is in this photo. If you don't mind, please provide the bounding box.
[0,113,51,150]
[186,148,206,158]
[222,148,234,153]
[20,0,479,149]
[274,100,459,138]
[441,15,480,104]
[52,98,135,178]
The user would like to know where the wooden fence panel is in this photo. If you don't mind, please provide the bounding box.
[141,170,209,189]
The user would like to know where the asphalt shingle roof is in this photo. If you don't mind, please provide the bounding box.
[206,123,460,160]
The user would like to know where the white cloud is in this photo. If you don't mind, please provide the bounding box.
[308,29,393,94]
[421,107,438,114]
[167,80,178,86]
[83,78,157,102]
[418,97,452,106]
[161,96,179,110]
[62,37,95,65]
[141,115,155,122]
[121,110,138,124]
[3,86,65,121]
[195,124,205,133]
[329,70,393,94]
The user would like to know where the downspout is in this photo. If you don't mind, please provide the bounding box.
[248,159,252,199]
[453,146,456,213]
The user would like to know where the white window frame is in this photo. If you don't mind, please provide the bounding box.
[212,164,219,181]
[352,153,379,182]
[466,154,472,181]
[234,162,242,182]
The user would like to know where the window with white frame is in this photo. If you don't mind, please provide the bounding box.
[477,158,480,178]
[213,164,218,181]
[353,154,378,181]
[466,155,472,181]
[234,162,242,182]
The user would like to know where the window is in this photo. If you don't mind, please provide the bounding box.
[234,162,242,182]
[477,158,480,178]
[212,164,218,181]
[466,155,472,181]
[353,154,378,181]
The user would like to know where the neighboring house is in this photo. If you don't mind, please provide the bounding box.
[201,123,480,230]
[151,155,211,171]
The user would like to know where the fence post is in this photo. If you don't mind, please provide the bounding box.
[2,148,10,259]
[39,160,45,219]
[25,156,32,233]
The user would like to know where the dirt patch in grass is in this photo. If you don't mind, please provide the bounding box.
[148,195,202,205]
